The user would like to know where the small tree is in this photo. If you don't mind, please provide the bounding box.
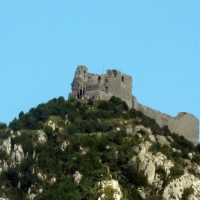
[0,122,7,130]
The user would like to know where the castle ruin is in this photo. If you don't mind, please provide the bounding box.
[70,65,199,145]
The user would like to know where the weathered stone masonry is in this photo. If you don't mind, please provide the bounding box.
[133,96,199,145]
[70,66,199,145]
[70,65,132,108]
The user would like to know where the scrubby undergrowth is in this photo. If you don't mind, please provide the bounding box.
[0,96,199,200]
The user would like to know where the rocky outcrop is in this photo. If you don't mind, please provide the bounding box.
[60,140,70,151]
[28,193,36,200]
[163,173,200,200]
[156,135,171,146]
[136,141,174,186]
[98,180,123,200]
[45,120,56,131]
[37,172,47,181]
[35,130,47,143]
[0,137,12,155]
[11,144,24,163]
[73,171,82,185]
[0,160,9,173]
[134,125,152,135]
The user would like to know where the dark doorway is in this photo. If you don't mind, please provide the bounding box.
[98,76,101,84]
[84,70,86,79]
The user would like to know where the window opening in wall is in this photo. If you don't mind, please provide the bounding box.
[122,76,124,82]
[79,89,82,98]
[106,86,108,93]
[98,76,101,84]
[84,70,86,79]
[113,70,117,77]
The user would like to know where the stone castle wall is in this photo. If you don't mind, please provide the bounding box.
[70,66,199,145]
[133,96,199,145]
[70,65,132,108]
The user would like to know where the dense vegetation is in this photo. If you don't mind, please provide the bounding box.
[0,96,199,199]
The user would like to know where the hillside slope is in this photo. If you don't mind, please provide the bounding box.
[0,96,200,200]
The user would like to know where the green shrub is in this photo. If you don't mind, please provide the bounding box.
[0,123,7,130]
[182,187,193,200]
[0,130,9,139]
[162,125,171,136]
[149,195,163,200]
[123,164,147,187]
[88,98,93,105]
[170,164,184,177]
[66,124,79,135]
[97,101,115,111]
[109,96,122,106]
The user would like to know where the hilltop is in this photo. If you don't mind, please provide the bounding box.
[0,96,200,200]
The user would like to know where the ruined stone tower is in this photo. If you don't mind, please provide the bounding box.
[70,65,132,108]
[69,65,199,145]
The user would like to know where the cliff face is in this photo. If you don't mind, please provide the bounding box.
[1,97,200,200]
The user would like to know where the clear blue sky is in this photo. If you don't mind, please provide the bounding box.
[1,1,199,136]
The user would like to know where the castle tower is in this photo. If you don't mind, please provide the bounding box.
[70,65,133,108]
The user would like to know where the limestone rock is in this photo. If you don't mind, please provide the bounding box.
[46,120,56,130]
[38,188,43,194]
[172,148,181,153]
[137,141,174,186]
[188,152,193,159]
[0,137,12,155]
[80,146,87,155]
[153,174,164,193]
[98,180,123,200]
[11,144,24,163]
[50,177,56,184]
[145,160,155,185]
[60,141,70,151]
[28,193,36,200]
[0,160,9,172]
[156,135,170,146]
[126,125,133,134]
[167,136,174,143]
[73,171,82,185]
[163,173,200,200]
[137,187,146,199]
[16,131,21,136]
[134,125,152,135]
[37,172,47,181]
[149,134,156,143]
[32,150,36,159]
[35,130,47,143]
